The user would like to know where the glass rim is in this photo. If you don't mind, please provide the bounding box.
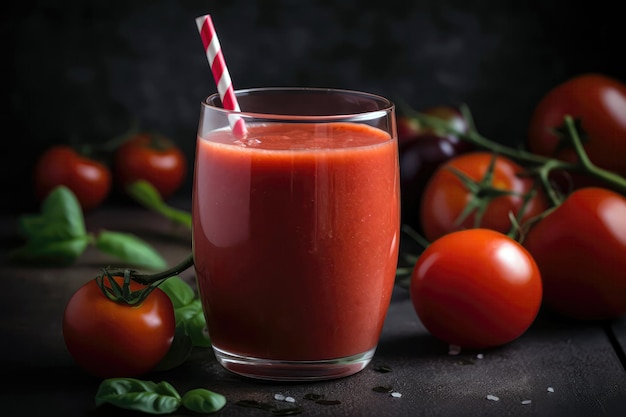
[201,87,394,122]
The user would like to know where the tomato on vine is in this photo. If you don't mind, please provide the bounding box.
[528,73,626,181]
[522,187,626,321]
[419,151,549,242]
[63,271,176,378]
[410,228,542,349]
[114,133,187,200]
[34,145,111,212]
[398,106,474,232]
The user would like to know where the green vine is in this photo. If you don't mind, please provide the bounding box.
[97,254,195,305]
[404,105,626,200]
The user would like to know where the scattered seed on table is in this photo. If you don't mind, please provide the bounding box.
[373,385,394,393]
[274,394,286,401]
[476,353,484,359]
[547,387,555,393]
[486,394,500,401]
[236,400,277,411]
[391,392,402,398]
[521,400,532,405]
[285,396,296,403]
[373,364,393,373]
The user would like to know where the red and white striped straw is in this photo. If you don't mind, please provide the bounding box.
[196,14,247,137]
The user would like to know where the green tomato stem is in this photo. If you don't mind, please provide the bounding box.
[407,106,626,197]
[130,253,195,285]
[98,254,195,305]
[563,115,626,192]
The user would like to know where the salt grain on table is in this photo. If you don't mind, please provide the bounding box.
[391,392,402,398]
[547,387,555,393]
[522,399,532,405]
[486,394,499,401]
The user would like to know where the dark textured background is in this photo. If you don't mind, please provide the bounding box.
[4,0,624,214]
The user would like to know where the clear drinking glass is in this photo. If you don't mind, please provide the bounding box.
[192,87,400,381]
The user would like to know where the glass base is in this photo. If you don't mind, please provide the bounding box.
[212,346,377,381]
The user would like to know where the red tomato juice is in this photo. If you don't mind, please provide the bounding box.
[193,122,400,361]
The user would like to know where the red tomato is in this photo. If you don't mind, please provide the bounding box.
[63,276,176,378]
[522,187,626,320]
[410,229,542,349]
[420,151,549,242]
[34,146,112,211]
[114,133,187,200]
[528,74,626,179]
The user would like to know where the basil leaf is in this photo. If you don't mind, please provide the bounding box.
[181,388,226,414]
[40,186,86,236]
[95,378,181,414]
[126,180,192,228]
[17,214,50,240]
[158,275,196,309]
[8,236,89,265]
[184,305,212,348]
[155,275,211,349]
[95,230,167,270]
[173,299,203,323]
[17,186,86,241]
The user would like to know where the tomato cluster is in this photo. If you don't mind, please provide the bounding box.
[401,73,626,350]
[33,132,187,211]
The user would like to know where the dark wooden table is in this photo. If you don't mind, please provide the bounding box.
[1,205,625,416]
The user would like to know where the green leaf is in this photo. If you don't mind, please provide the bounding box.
[10,186,89,265]
[158,275,196,309]
[8,236,89,265]
[174,299,203,323]
[18,186,86,239]
[126,180,192,228]
[17,214,50,240]
[95,230,167,270]
[184,304,212,348]
[40,186,86,236]
[95,378,181,414]
[145,270,210,350]
[181,388,226,414]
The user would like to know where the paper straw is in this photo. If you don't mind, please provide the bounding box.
[196,14,247,137]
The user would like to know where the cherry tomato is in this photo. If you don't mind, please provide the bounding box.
[63,276,176,378]
[420,151,549,242]
[528,73,626,180]
[398,106,474,231]
[522,187,626,320]
[114,133,187,200]
[34,145,112,211]
[410,228,542,349]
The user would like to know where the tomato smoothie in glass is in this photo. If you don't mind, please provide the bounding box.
[192,88,400,381]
